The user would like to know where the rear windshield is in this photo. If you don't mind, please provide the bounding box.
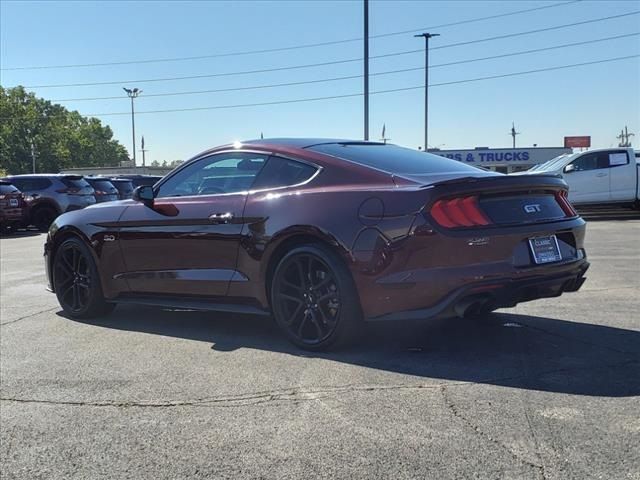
[307,143,482,174]
[61,177,91,189]
[110,180,134,191]
[0,183,20,194]
[88,179,116,191]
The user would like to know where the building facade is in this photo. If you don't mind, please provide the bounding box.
[429,147,572,174]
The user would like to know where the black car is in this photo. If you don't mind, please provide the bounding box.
[116,175,163,189]
[108,178,135,200]
[84,177,119,203]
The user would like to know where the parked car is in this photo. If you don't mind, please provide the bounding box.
[116,175,163,189]
[515,147,639,208]
[4,174,95,231]
[108,178,135,200]
[45,139,589,350]
[84,177,119,203]
[0,180,29,233]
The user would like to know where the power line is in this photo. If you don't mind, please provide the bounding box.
[430,10,639,51]
[69,55,637,117]
[22,11,640,89]
[1,0,581,71]
[49,32,640,102]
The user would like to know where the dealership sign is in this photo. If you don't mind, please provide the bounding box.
[564,136,591,148]
[431,147,572,165]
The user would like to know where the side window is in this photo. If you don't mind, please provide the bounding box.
[608,151,629,167]
[251,156,318,190]
[570,153,609,172]
[9,178,50,191]
[35,178,52,190]
[156,153,268,198]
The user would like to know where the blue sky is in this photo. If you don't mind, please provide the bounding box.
[1,0,639,163]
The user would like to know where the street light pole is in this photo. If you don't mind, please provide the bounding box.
[414,32,439,151]
[363,0,369,141]
[123,87,142,166]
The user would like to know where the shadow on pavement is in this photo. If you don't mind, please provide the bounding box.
[579,208,640,222]
[63,305,640,398]
[0,230,43,239]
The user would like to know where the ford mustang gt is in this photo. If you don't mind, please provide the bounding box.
[45,139,589,350]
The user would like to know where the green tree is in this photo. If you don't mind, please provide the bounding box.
[0,86,129,174]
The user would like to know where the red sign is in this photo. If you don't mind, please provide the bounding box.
[564,136,591,148]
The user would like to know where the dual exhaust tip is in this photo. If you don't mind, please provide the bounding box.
[454,296,493,319]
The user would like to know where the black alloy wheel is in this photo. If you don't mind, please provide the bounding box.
[271,244,361,350]
[53,238,114,318]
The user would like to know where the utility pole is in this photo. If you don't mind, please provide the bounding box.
[414,32,439,151]
[30,139,36,174]
[123,87,142,166]
[139,135,148,168]
[617,125,635,147]
[363,0,369,141]
[510,122,520,148]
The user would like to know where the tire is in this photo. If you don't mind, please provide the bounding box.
[32,206,57,232]
[53,237,115,319]
[270,243,362,351]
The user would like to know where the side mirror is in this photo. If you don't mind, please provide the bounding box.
[132,185,154,206]
[563,164,576,174]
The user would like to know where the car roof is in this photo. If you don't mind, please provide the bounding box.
[242,138,386,149]
[7,173,82,178]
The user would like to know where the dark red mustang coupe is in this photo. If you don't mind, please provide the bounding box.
[45,139,589,350]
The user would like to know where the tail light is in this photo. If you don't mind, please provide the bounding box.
[56,187,80,194]
[555,190,577,217]
[430,196,492,228]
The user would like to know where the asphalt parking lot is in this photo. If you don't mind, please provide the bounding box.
[1,215,639,480]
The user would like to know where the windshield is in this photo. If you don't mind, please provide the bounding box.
[308,143,483,174]
[0,183,20,194]
[88,179,117,193]
[61,176,91,189]
[529,154,575,172]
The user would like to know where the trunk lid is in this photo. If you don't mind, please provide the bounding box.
[425,174,576,228]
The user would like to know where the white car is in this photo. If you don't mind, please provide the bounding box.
[514,147,639,208]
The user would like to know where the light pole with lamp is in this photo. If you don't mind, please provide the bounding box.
[414,32,439,151]
[123,87,142,166]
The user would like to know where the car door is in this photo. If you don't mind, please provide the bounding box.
[606,150,635,201]
[117,151,269,297]
[564,152,610,204]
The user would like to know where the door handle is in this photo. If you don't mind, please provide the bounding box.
[596,173,607,177]
[209,212,234,224]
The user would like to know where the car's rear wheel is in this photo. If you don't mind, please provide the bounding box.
[271,244,361,351]
[32,206,57,232]
[53,237,115,318]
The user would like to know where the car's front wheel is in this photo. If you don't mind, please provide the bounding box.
[53,237,115,318]
[271,244,361,351]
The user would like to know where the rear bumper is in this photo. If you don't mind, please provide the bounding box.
[367,258,589,321]
[0,208,28,223]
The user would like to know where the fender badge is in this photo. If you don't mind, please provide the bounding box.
[104,234,116,242]
[467,237,489,246]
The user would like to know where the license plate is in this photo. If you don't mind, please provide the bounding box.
[529,235,562,264]
[9,198,18,207]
